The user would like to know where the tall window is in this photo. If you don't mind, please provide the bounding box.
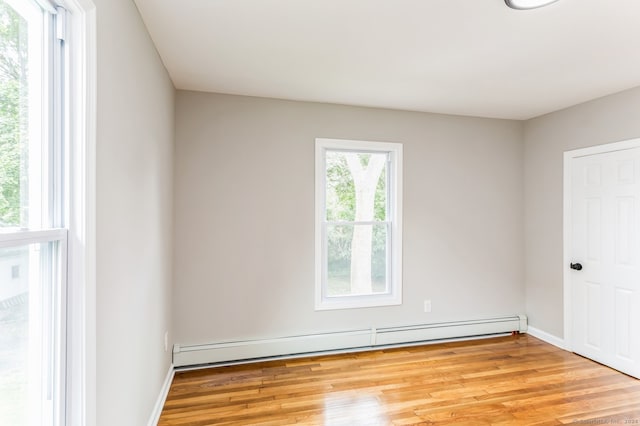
[315,138,403,310]
[0,1,69,424]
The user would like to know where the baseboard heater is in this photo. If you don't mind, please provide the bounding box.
[173,314,527,368]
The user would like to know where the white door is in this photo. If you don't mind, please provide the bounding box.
[570,147,640,378]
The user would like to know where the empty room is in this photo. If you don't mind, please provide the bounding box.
[1,0,640,425]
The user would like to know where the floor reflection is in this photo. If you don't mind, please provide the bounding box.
[323,393,388,425]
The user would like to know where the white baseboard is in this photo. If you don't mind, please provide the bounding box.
[526,326,566,350]
[147,363,174,426]
[173,315,528,367]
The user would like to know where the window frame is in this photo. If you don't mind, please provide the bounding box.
[315,138,403,310]
[0,1,67,423]
[56,0,97,425]
[0,0,96,424]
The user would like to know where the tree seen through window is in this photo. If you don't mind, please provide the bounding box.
[325,151,389,296]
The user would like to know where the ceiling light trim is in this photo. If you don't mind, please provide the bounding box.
[505,0,560,10]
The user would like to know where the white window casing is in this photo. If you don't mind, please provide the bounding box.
[315,138,403,310]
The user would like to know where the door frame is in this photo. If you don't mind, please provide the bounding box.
[563,137,640,352]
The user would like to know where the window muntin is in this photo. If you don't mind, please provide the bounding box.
[316,139,402,310]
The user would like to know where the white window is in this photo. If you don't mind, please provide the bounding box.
[0,0,93,424]
[315,138,403,310]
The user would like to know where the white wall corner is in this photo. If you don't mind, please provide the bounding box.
[526,326,566,350]
[147,364,174,426]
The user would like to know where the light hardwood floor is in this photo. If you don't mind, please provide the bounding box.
[158,334,640,425]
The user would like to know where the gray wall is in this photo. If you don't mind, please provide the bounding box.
[174,91,525,345]
[524,86,640,338]
[88,1,640,418]
[95,0,174,424]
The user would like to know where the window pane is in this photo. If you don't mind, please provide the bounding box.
[326,223,388,296]
[0,0,43,228]
[0,241,62,425]
[325,151,387,222]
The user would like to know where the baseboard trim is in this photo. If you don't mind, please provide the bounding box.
[526,326,566,350]
[147,363,174,426]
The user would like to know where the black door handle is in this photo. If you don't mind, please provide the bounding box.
[570,263,582,271]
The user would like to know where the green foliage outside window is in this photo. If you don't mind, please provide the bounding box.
[0,1,27,227]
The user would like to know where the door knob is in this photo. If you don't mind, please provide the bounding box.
[570,263,583,271]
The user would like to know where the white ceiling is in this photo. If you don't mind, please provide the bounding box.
[133,0,640,120]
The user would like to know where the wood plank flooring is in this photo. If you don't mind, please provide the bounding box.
[158,334,640,425]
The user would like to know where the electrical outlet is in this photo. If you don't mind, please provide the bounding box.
[164,331,169,352]
[423,300,432,313]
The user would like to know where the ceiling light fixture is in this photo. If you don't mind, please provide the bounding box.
[505,0,560,10]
